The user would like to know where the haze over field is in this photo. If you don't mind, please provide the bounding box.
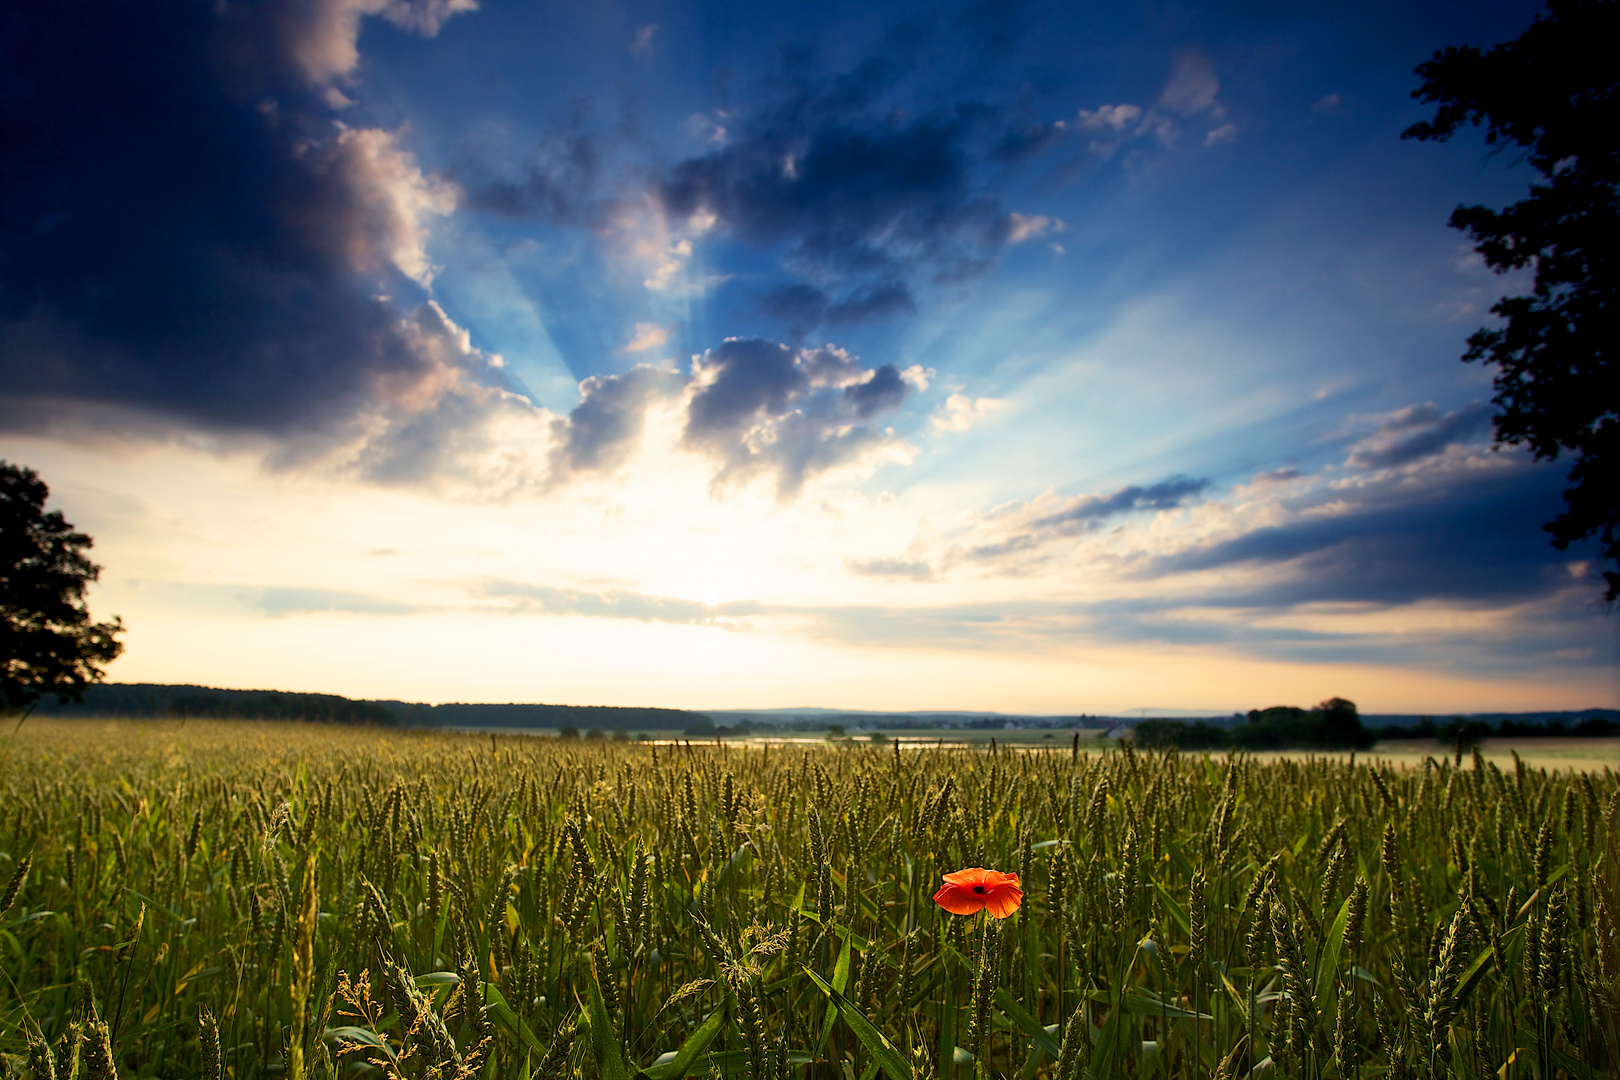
[2,0,1615,713]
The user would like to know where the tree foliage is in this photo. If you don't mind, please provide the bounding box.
[1133,697,1374,751]
[1404,0,1619,600]
[0,461,124,712]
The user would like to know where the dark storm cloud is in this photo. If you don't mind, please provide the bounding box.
[1156,456,1583,607]
[1344,402,1493,470]
[548,364,685,475]
[657,52,1040,334]
[659,110,1008,281]
[541,337,919,497]
[758,284,834,335]
[756,281,916,339]
[1030,476,1211,531]
[0,0,482,444]
[827,282,919,325]
[843,365,911,419]
[456,129,604,226]
[683,338,918,496]
[954,475,1212,568]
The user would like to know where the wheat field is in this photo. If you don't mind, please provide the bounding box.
[0,719,1614,1079]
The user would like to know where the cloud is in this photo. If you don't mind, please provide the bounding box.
[1344,402,1492,470]
[656,56,1040,332]
[1158,51,1221,116]
[630,23,658,57]
[1077,103,1144,134]
[845,556,937,581]
[0,0,504,484]
[1073,51,1232,157]
[454,121,604,226]
[548,364,685,476]
[216,0,477,89]
[255,585,426,617]
[622,323,672,353]
[682,338,921,497]
[541,337,921,498]
[1006,213,1056,243]
[948,475,1211,568]
[1150,455,1577,608]
[931,393,1003,432]
[475,579,761,624]
[758,281,917,338]
[1033,477,1211,529]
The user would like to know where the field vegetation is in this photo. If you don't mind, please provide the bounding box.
[0,719,1616,1079]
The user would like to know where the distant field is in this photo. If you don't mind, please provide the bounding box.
[1,717,1615,1079]
[1232,737,1620,774]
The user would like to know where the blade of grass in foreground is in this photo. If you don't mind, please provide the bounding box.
[804,968,912,1080]
[587,960,630,1080]
[638,1007,725,1080]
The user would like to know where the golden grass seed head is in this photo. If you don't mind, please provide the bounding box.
[1054,1003,1086,1080]
[81,1020,116,1080]
[1535,816,1554,887]
[1242,851,1282,914]
[1539,886,1567,995]
[185,809,203,862]
[1345,876,1369,955]
[1334,992,1355,1073]
[1189,870,1207,967]
[594,951,620,1013]
[1322,840,1348,912]
[27,1029,58,1080]
[1380,822,1403,886]
[1,853,30,915]
[1370,769,1395,813]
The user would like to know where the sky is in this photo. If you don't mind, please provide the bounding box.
[2,0,1615,715]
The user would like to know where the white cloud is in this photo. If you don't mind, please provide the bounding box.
[931,393,1004,432]
[630,23,658,57]
[1007,213,1056,243]
[284,0,479,86]
[323,125,459,285]
[1075,51,1233,158]
[1159,51,1221,116]
[1077,103,1143,134]
[622,322,672,353]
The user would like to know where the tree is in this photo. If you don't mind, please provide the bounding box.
[1,462,124,714]
[1404,0,1619,600]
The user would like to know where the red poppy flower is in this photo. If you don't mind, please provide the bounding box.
[932,867,1023,918]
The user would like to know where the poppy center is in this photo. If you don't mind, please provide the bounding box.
[973,885,986,893]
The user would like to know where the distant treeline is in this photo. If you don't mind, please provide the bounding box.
[391,701,706,731]
[36,684,397,724]
[1376,713,1619,741]
[1133,700,1620,751]
[1133,698,1376,751]
[34,684,707,730]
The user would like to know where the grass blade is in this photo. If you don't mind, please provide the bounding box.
[804,968,913,1080]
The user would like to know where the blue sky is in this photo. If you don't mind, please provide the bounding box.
[1,0,1613,712]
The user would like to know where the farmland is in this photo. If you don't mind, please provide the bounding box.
[0,719,1615,1078]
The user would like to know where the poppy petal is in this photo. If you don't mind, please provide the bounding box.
[932,883,988,915]
[983,885,1024,919]
[942,867,1018,889]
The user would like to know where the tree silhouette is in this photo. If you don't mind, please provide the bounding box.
[1404,0,1618,601]
[1,461,124,715]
